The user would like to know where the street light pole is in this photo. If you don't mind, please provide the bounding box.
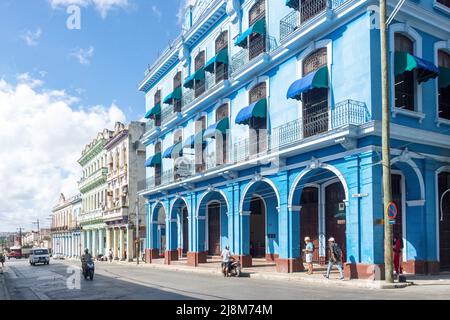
[380,0,393,283]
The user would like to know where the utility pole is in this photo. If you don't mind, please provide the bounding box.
[380,0,393,283]
[17,227,23,247]
[33,219,41,245]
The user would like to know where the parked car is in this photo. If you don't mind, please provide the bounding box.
[29,248,50,266]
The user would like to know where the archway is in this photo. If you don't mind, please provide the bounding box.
[171,197,189,259]
[241,178,279,266]
[197,190,229,260]
[437,168,450,270]
[150,203,166,258]
[300,186,320,263]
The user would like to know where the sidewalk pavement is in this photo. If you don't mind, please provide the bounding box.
[94,258,413,290]
[0,266,11,300]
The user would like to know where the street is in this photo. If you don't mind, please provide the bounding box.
[2,259,450,300]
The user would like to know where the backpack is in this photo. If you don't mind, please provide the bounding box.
[332,243,342,261]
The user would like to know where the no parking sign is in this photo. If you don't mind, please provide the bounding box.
[386,201,398,225]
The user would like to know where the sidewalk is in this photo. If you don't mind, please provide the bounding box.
[101,258,412,290]
[0,266,11,300]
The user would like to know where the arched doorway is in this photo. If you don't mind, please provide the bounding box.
[300,186,319,263]
[241,179,279,266]
[325,181,347,263]
[438,170,450,270]
[156,205,166,257]
[250,196,266,258]
[171,198,189,259]
[207,201,221,256]
[391,173,405,244]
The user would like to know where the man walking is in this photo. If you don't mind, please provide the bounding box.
[323,237,344,280]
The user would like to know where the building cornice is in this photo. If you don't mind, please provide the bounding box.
[105,130,129,150]
[78,139,107,166]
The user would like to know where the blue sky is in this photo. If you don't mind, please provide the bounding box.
[0,0,191,232]
[0,0,184,121]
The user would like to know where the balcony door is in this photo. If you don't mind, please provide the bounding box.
[394,33,416,111]
[249,83,267,156]
[155,141,162,186]
[302,48,328,138]
[154,90,161,127]
[173,71,182,113]
[215,104,228,165]
[194,51,206,98]
[215,31,228,83]
[173,129,183,180]
[249,0,266,60]
[195,116,206,173]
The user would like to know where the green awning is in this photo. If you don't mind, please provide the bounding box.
[203,117,229,139]
[183,68,205,89]
[235,18,266,48]
[394,51,439,83]
[145,152,161,167]
[163,87,182,104]
[204,49,229,73]
[439,67,450,89]
[145,103,161,119]
[285,0,299,10]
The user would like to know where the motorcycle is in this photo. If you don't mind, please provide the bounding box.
[222,260,241,277]
[83,258,95,281]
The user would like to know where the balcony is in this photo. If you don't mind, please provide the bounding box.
[78,168,108,193]
[280,0,351,43]
[139,100,369,194]
[161,106,179,126]
[182,69,227,111]
[231,35,278,76]
[78,209,103,225]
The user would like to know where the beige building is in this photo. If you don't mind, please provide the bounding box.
[104,122,146,261]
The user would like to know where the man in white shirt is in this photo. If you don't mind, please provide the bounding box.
[221,246,233,277]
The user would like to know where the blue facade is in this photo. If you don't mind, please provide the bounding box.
[138,0,450,277]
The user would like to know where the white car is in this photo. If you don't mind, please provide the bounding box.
[29,248,50,266]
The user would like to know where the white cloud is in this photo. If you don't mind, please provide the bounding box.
[20,28,42,46]
[70,46,95,65]
[151,5,162,20]
[49,0,129,19]
[0,74,126,232]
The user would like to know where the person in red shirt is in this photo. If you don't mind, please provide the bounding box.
[393,234,403,275]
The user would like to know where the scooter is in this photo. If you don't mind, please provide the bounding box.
[222,260,241,277]
[83,259,95,281]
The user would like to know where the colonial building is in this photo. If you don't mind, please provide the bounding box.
[138,0,450,278]
[104,122,146,261]
[51,193,81,257]
[78,129,113,257]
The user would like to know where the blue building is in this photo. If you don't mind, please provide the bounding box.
[138,0,450,278]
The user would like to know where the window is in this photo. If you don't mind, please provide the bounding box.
[437,0,450,8]
[215,104,229,165]
[300,0,327,23]
[302,48,329,138]
[249,0,266,60]
[154,90,162,126]
[173,129,183,180]
[438,50,450,120]
[394,33,415,111]
[173,72,182,113]
[194,51,206,98]
[195,116,206,173]
[249,83,267,155]
[215,31,229,83]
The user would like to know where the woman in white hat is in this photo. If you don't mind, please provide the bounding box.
[303,237,314,275]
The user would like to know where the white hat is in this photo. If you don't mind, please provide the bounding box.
[328,237,335,242]
[304,237,311,242]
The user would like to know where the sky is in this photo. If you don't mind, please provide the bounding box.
[0,0,194,232]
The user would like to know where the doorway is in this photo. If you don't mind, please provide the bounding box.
[250,196,266,258]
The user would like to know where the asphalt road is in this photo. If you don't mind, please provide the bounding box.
[2,259,450,300]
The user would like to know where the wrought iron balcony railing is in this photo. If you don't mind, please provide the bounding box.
[231,35,278,75]
[280,0,351,43]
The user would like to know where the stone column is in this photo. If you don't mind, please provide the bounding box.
[92,229,98,257]
[105,228,111,255]
[86,230,92,255]
[113,228,118,259]
[98,228,105,256]
[80,231,85,255]
[119,228,125,260]
[126,226,134,262]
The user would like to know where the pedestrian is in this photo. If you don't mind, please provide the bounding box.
[393,233,403,275]
[303,237,314,275]
[323,237,344,280]
[221,246,233,277]
[0,252,5,268]
[108,249,113,263]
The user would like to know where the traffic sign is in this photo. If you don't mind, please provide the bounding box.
[386,201,398,220]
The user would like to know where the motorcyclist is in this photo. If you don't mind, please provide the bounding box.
[81,248,92,273]
[0,252,5,267]
[221,246,233,277]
